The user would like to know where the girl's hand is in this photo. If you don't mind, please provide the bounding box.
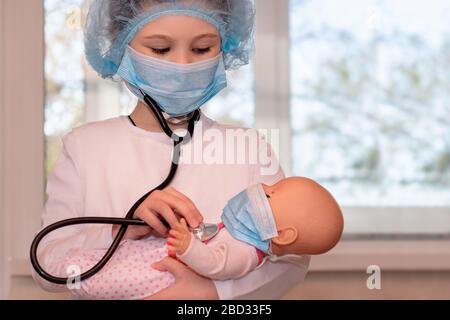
[134,187,204,237]
[167,218,192,255]
[146,257,219,300]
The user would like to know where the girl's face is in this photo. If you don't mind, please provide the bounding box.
[130,15,222,64]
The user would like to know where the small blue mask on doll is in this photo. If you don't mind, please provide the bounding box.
[221,184,278,253]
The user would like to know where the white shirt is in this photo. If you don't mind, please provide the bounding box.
[32,112,310,299]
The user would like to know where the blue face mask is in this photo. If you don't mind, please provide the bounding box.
[221,184,278,253]
[221,184,309,268]
[117,46,228,117]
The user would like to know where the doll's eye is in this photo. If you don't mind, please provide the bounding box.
[265,194,271,199]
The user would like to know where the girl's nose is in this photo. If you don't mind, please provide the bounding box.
[171,52,191,65]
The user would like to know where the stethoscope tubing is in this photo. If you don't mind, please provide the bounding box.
[30,92,200,285]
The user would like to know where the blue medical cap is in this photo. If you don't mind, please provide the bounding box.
[84,0,256,79]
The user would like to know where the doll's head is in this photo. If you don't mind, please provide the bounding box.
[262,177,344,256]
[222,177,344,261]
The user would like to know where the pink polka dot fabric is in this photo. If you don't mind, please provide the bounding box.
[51,237,175,300]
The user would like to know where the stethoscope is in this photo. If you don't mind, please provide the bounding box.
[30,91,219,285]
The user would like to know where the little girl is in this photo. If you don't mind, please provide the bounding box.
[32,0,310,300]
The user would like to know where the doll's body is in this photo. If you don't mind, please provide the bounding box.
[59,177,342,299]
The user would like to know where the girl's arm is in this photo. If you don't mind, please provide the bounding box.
[213,258,310,299]
[148,257,219,300]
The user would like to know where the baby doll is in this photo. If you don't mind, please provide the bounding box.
[55,177,342,299]
[167,177,344,280]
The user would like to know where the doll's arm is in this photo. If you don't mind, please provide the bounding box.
[168,220,259,281]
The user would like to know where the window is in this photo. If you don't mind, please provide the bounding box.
[44,0,450,237]
[45,0,85,177]
[44,0,254,178]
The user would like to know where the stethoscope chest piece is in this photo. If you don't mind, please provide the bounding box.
[191,223,220,242]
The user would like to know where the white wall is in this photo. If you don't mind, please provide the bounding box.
[1,0,45,298]
[0,0,6,300]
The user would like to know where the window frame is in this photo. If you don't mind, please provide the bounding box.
[0,0,7,299]
[253,0,450,267]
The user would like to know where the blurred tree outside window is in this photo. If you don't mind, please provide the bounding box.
[290,0,450,208]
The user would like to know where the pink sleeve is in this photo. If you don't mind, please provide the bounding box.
[31,130,114,293]
[177,233,259,281]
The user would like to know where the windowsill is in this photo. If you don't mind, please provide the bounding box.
[308,239,450,272]
[11,239,450,277]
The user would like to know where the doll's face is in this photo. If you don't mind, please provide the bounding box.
[261,178,303,241]
[130,15,222,63]
[261,177,344,255]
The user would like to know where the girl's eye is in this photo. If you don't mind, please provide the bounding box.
[193,47,211,54]
[265,194,271,199]
[150,48,212,55]
[151,48,170,55]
